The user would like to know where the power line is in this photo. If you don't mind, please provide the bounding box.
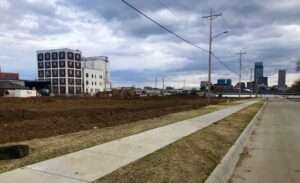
[121,0,208,53]
[238,51,247,97]
[121,0,239,78]
[211,53,239,76]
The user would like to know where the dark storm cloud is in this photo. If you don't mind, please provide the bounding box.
[0,0,299,86]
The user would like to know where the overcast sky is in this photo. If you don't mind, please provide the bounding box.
[0,0,299,88]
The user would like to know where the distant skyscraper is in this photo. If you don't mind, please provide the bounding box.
[278,69,286,89]
[254,62,264,83]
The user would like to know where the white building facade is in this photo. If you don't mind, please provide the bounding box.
[37,49,111,96]
[82,56,111,96]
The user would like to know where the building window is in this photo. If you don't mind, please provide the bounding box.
[76,79,81,85]
[68,61,74,68]
[76,87,81,94]
[45,70,51,77]
[86,81,89,85]
[53,87,59,94]
[59,69,65,77]
[52,52,58,60]
[92,74,94,78]
[60,78,66,85]
[100,75,103,79]
[37,53,44,61]
[68,79,74,85]
[75,70,81,77]
[86,73,89,78]
[59,52,65,59]
[68,69,74,77]
[38,62,44,69]
[67,52,74,60]
[91,88,93,92]
[52,61,58,68]
[45,53,51,60]
[45,62,51,68]
[60,87,66,94]
[52,70,58,77]
[59,61,65,68]
[75,62,81,69]
[68,87,74,94]
[52,79,59,84]
[38,70,44,77]
[75,53,81,61]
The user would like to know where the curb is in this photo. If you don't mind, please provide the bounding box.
[205,101,267,183]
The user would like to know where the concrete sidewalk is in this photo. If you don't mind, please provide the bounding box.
[0,100,257,183]
[231,98,300,183]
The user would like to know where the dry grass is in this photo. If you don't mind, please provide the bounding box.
[95,102,263,183]
[0,101,237,174]
[0,96,233,143]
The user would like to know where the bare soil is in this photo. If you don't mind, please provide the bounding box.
[0,101,234,173]
[0,96,231,144]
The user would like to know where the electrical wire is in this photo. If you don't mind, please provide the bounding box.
[121,0,240,76]
[211,53,239,76]
[121,0,209,53]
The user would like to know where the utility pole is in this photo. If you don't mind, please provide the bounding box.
[250,68,253,98]
[154,76,158,89]
[238,51,246,98]
[162,77,165,90]
[203,9,222,104]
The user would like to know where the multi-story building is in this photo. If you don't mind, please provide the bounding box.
[37,49,111,96]
[200,81,209,90]
[0,66,19,80]
[82,56,111,95]
[254,62,268,87]
[278,69,286,90]
[37,48,82,96]
[0,72,19,80]
[217,79,232,86]
[247,81,255,90]
[254,62,264,83]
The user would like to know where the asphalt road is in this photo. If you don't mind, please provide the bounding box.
[231,98,300,183]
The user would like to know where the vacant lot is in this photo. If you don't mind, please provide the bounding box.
[0,101,237,173]
[0,96,231,144]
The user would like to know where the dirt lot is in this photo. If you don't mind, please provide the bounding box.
[0,96,231,144]
[95,102,263,183]
[0,102,235,173]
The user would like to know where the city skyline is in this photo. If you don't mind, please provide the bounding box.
[0,0,299,87]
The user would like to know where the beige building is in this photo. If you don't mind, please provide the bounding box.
[82,56,111,95]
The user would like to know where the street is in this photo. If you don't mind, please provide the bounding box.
[231,98,300,183]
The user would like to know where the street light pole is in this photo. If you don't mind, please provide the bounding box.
[203,9,222,104]
[238,51,247,98]
[250,68,253,98]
